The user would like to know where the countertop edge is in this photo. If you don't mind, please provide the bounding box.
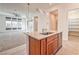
[24,32,62,40]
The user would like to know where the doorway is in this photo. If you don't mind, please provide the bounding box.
[49,10,58,31]
[68,9,79,41]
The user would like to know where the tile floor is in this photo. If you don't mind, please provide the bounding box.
[0,35,79,55]
[56,35,79,55]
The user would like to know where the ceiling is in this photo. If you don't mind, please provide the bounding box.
[0,3,57,17]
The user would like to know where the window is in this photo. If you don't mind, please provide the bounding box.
[27,20,34,32]
[6,17,12,30]
[18,18,22,30]
[5,17,22,31]
[12,18,18,30]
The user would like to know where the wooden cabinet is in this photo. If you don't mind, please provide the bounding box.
[47,34,58,55]
[41,39,47,55]
[29,37,41,55]
[29,33,62,55]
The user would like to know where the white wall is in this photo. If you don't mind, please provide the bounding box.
[27,11,50,33]
[0,15,6,32]
[48,4,69,40]
[58,8,68,40]
[38,13,50,33]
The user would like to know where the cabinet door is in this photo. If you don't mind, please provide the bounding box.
[35,39,41,55]
[47,34,58,55]
[29,37,41,55]
[29,37,36,55]
[41,39,46,55]
[47,41,54,55]
[47,36,54,55]
[52,38,58,54]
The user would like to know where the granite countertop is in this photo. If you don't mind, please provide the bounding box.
[25,31,61,40]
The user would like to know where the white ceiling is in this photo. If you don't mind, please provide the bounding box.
[0,3,57,17]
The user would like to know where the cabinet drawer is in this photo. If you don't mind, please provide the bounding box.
[47,38,58,45]
[53,45,58,54]
[47,40,54,46]
[53,39,58,47]
[47,34,57,43]
[47,39,57,49]
[47,38,58,55]
[47,48,53,54]
[47,44,53,54]
[53,39,58,54]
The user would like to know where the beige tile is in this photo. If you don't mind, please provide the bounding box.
[56,36,79,55]
[1,35,79,55]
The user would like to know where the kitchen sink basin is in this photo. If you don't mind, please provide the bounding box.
[40,32,53,35]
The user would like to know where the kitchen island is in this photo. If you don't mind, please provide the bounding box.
[27,31,62,55]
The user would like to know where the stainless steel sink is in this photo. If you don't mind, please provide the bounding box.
[40,32,53,35]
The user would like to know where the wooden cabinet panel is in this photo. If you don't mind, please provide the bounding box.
[29,36,41,55]
[41,39,47,55]
[35,40,41,55]
[29,37,36,55]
